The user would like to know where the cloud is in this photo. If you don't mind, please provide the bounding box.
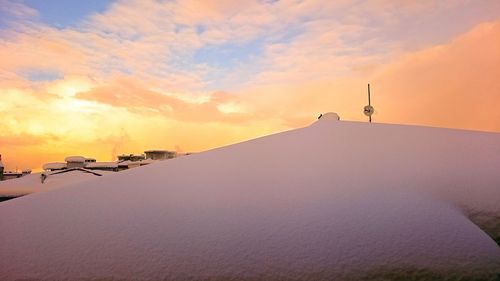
[75,76,252,123]
[0,0,38,21]
[0,133,58,146]
[2,0,498,91]
[372,21,500,132]
[233,20,500,132]
[1,0,499,171]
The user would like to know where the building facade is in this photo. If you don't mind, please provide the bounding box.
[144,150,176,160]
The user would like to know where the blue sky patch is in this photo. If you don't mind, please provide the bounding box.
[193,39,264,69]
[20,69,62,82]
[24,0,113,28]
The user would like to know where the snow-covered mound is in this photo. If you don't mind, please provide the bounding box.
[1,118,499,280]
[318,112,340,120]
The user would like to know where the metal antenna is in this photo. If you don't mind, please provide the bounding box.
[363,83,374,122]
[368,84,371,123]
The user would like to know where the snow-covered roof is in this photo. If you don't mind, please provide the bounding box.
[138,158,156,165]
[42,162,67,170]
[144,149,171,153]
[0,169,115,197]
[117,160,131,166]
[47,167,105,177]
[3,171,22,175]
[64,156,86,163]
[1,119,500,280]
[85,162,118,169]
[123,154,144,157]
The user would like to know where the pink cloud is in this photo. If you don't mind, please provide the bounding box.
[0,0,38,19]
[74,77,252,123]
[373,21,500,132]
[1,0,500,171]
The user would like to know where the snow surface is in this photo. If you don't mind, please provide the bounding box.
[0,170,115,197]
[1,117,499,280]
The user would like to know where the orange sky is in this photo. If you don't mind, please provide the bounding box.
[0,1,499,171]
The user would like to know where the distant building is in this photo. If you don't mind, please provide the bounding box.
[117,154,145,162]
[39,149,180,178]
[0,155,31,181]
[116,154,146,171]
[145,150,176,160]
[85,162,118,172]
[116,158,156,170]
[138,158,156,166]
[0,154,4,181]
[43,156,118,173]
[64,156,87,169]
[2,170,32,181]
[117,161,132,171]
[42,162,67,171]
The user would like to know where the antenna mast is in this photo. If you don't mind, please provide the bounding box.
[368,84,371,123]
[363,83,374,122]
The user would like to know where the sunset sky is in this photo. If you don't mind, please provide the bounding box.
[1,0,499,171]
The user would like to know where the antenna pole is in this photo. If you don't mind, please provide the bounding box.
[368,84,371,123]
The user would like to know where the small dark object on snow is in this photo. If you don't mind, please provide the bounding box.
[41,173,47,184]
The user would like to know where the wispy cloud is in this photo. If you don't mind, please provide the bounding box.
[373,21,500,132]
[75,76,251,123]
[0,133,58,146]
[0,0,499,170]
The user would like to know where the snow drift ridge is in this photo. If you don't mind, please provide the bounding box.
[1,118,499,280]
